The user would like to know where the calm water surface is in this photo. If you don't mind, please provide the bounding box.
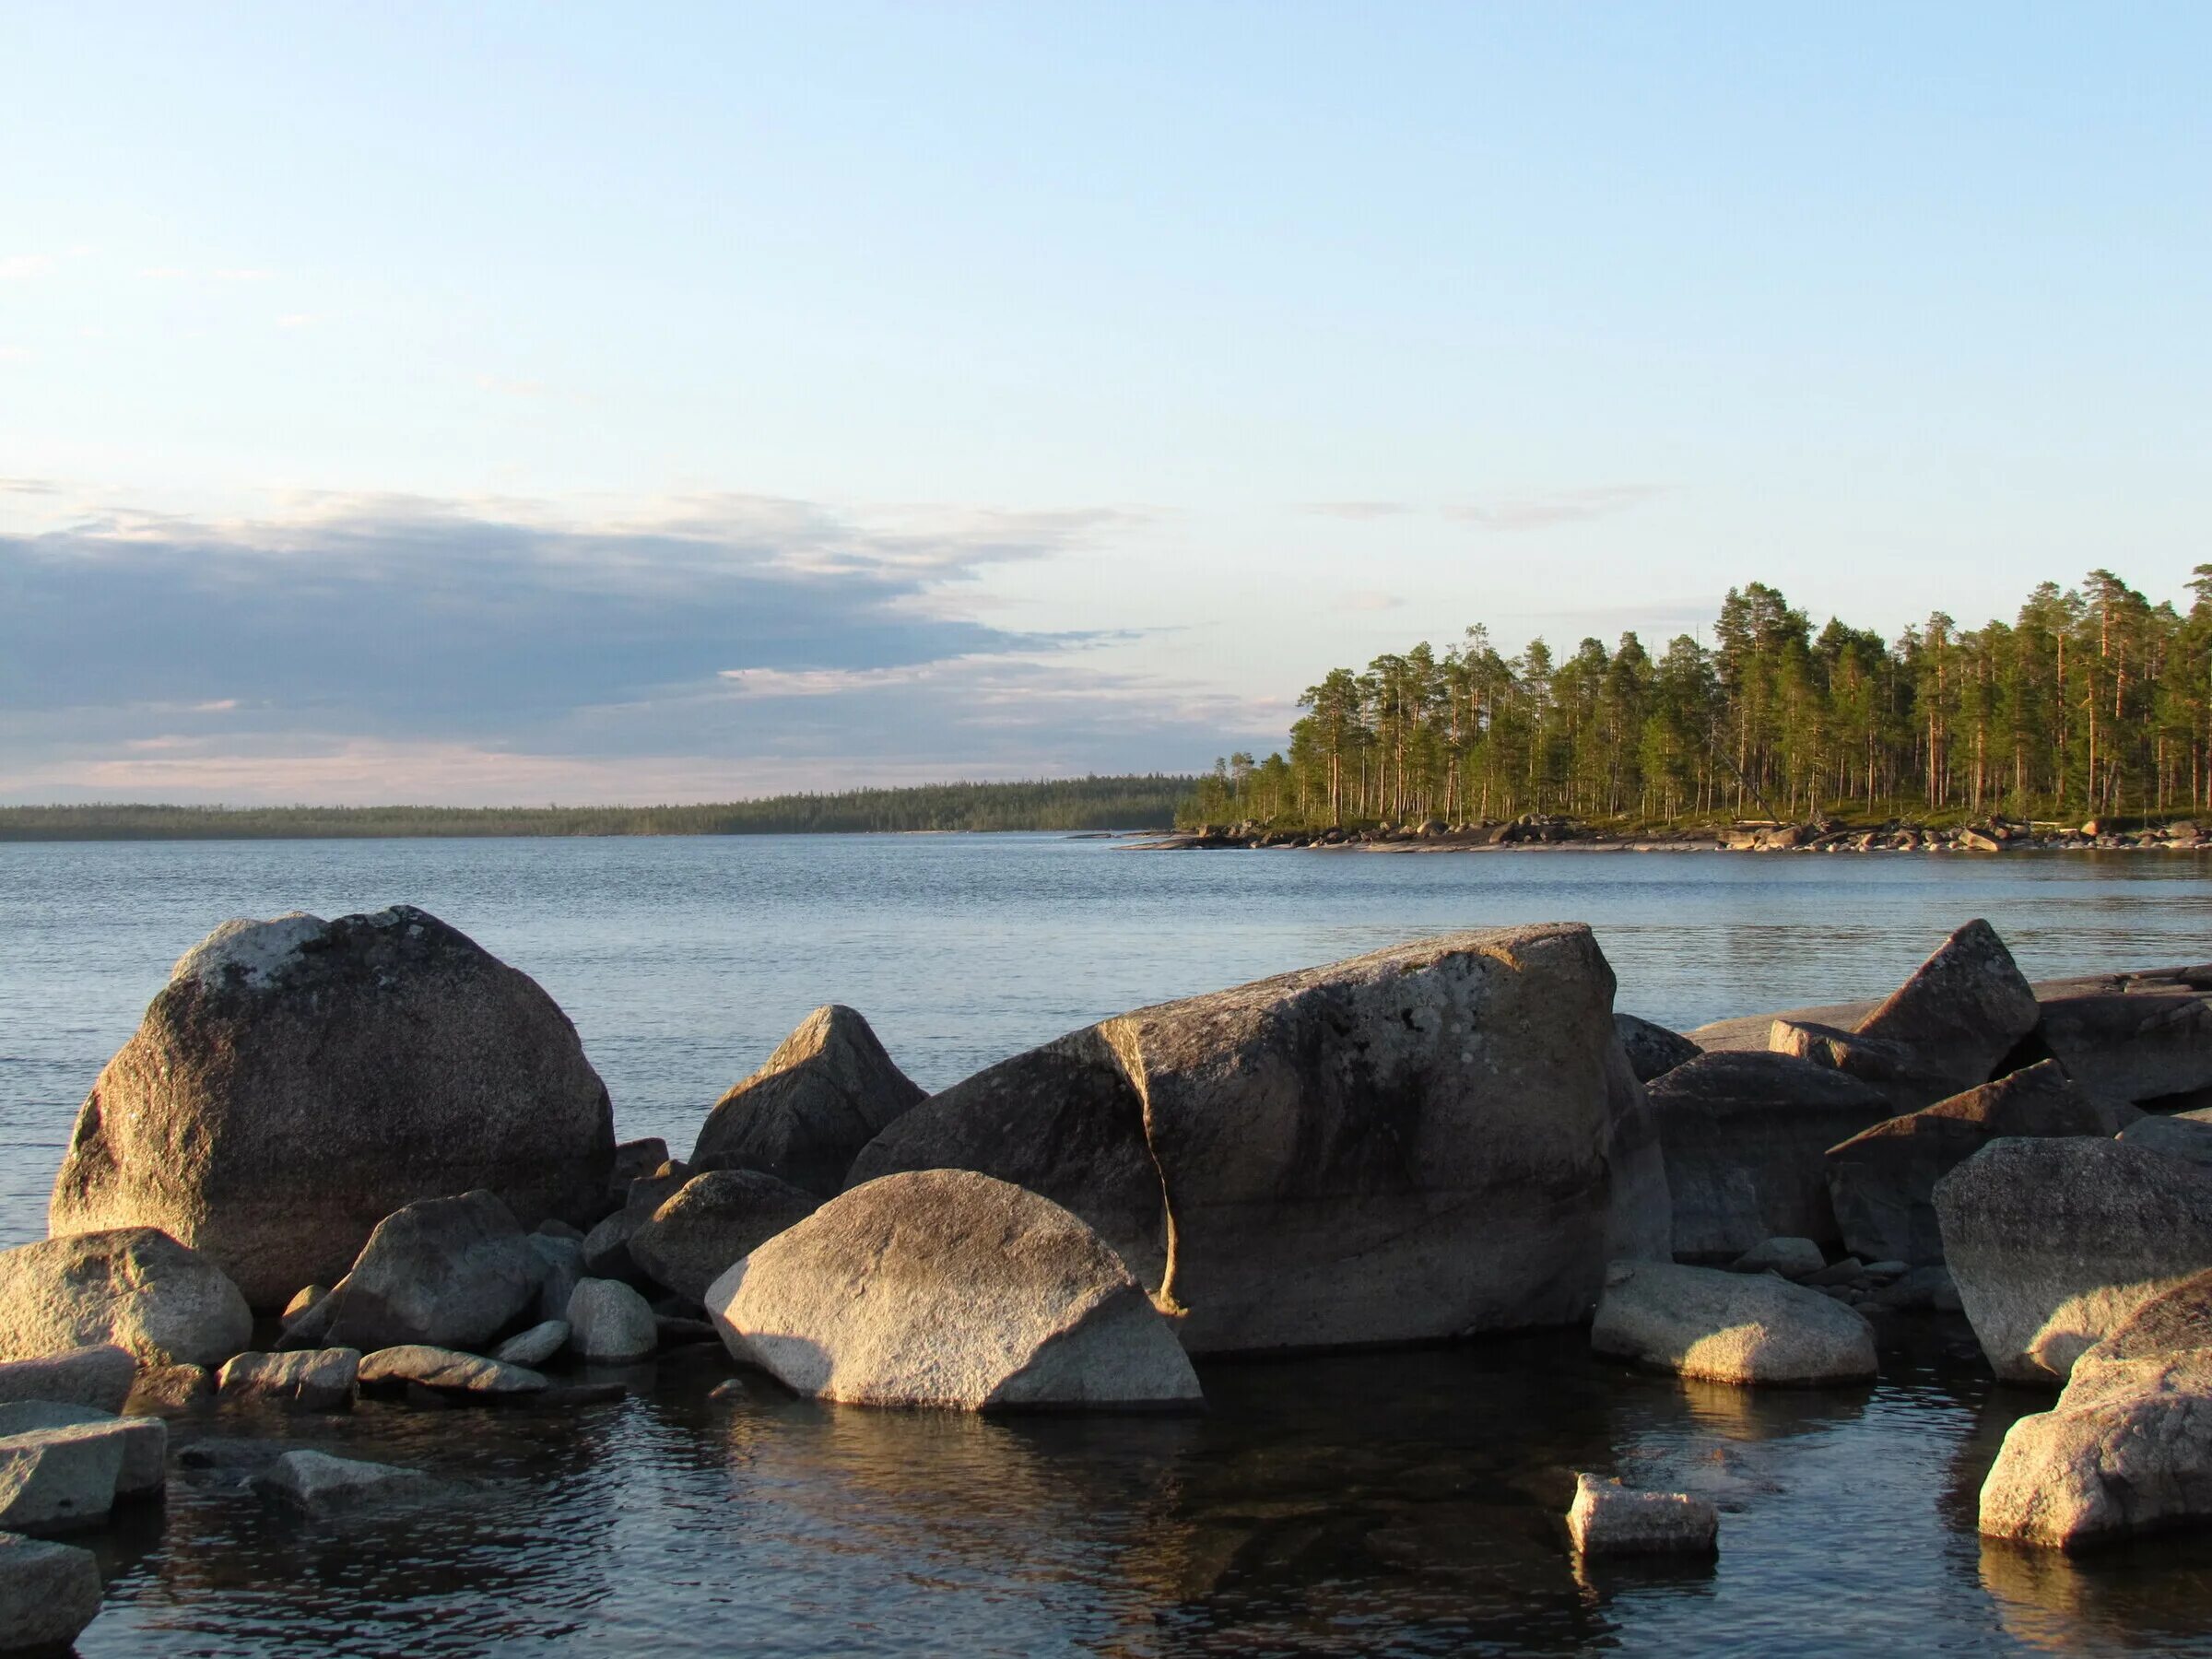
[6,835,2212,1655]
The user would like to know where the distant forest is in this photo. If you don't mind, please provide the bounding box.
[0,776,1194,841]
[1188,567,2212,830]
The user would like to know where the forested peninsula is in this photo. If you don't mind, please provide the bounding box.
[0,776,1191,841]
[1186,567,2212,832]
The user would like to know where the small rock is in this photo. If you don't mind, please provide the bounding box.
[320,1191,547,1353]
[0,1423,126,1531]
[357,1346,547,1397]
[1727,1238,1825,1278]
[491,1322,569,1367]
[1566,1472,1719,1556]
[1614,1014,1701,1084]
[218,1348,361,1411]
[1806,1257,1866,1288]
[533,1218,584,1243]
[1593,1261,1877,1385]
[126,1362,214,1414]
[1861,1261,1910,1280]
[281,1285,329,1324]
[0,1348,136,1416]
[0,1406,164,1496]
[707,1377,751,1402]
[0,1532,103,1653]
[566,1279,658,1362]
[253,1450,436,1514]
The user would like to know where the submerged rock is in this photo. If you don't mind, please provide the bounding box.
[690,1006,926,1198]
[0,1228,250,1368]
[48,906,614,1308]
[317,1191,546,1354]
[851,925,1667,1354]
[1566,1473,1719,1556]
[709,1170,1202,1411]
[627,1170,819,1303]
[1591,1261,1877,1385]
[253,1449,438,1514]
[0,1532,103,1653]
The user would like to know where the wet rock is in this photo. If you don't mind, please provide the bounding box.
[565,1279,657,1362]
[253,1449,436,1514]
[627,1171,819,1303]
[126,1362,214,1414]
[48,906,615,1308]
[691,1006,926,1199]
[358,1346,547,1397]
[0,1423,126,1531]
[0,1406,162,1497]
[1647,1052,1894,1259]
[491,1321,568,1367]
[852,925,1668,1353]
[0,1229,251,1368]
[1726,1238,1825,1278]
[1936,1136,2212,1382]
[1614,1014,1701,1084]
[318,1191,546,1353]
[0,1348,136,1416]
[1591,1260,1877,1385]
[1566,1473,1719,1556]
[1826,1062,2119,1265]
[708,1169,1203,1410]
[217,1348,360,1411]
[0,1532,102,1653]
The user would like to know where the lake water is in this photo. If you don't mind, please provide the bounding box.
[6,834,2212,1655]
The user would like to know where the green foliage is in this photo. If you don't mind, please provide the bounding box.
[1187,569,2212,829]
[0,776,1196,841]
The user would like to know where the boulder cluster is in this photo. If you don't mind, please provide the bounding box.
[5,904,2211,1645]
[1147,814,2212,854]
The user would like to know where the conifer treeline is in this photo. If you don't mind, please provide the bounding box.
[1192,568,2212,829]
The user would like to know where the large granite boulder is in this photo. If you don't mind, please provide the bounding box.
[1824,1062,2122,1265]
[1645,1052,1894,1259]
[315,1191,546,1354]
[626,1171,819,1302]
[0,1532,102,1652]
[849,925,1668,1354]
[0,1228,250,1367]
[708,1170,1202,1410]
[1934,1137,2212,1382]
[1980,1271,2212,1549]
[1591,1260,1877,1385]
[690,1006,925,1198]
[0,1348,136,1415]
[49,906,615,1308]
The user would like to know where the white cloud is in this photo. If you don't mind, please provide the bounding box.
[1446,485,1666,532]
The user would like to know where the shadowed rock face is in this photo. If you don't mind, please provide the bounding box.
[689,1006,924,1199]
[627,1170,819,1303]
[849,924,1669,1354]
[317,1191,547,1354]
[1853,919,2041,1088]
[48,906,615,1309]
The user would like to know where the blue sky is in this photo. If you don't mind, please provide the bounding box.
[3,3,2206,802]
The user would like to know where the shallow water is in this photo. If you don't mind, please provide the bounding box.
[6,834,2212,1654]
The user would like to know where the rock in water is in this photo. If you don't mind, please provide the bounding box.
[627,1171,819,1302]
[253,1449,436,1514]
[1824,1060,2119,1265]
[1567,1473,1719,1556]
[0,1421,128,1531]
[1645,1053,1894,1259]
[565,1279,657,1362]
[216,1349,361,1411]
[1591,1261,1877,1385]
[1980,1271,2212,1548]
[492,1321,569,1367]
[356,1346,547,1397]
[0,1406,164,1497]
[48,906,615,1308]
[1614,1014,1700,1084]
[1936,1136,2212,1382]
[0,1228,250,1367]
[317,1191,546,1353]
[691,1006,926,1198]
[849,925,1667,1354]
[0,1533,102,1653]
[707,1170,1202,1411]
[0,1348,137,1415]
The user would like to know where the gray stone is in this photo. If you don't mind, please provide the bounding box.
[216,1348,360,1411]
[565,1278,657,1362]
[1727,1238,1825,1278]
[357,1346,547,1396]
[0,1532,102,1653]
[1851,919,2041,1093]
[527,1234,584,1324]
[0,1424,125,1531]
[281,1285,328,1324]
[1825,1061,2119,1265]
[850,925,1669,1354]
[2030,988,2212,1106]
[126,1363,213,1414]
[708,1170,1203,1411]
[1935,1136,2212,1383]
[2118,1113,2212,1166]
[1591,1260,1877,1385]
[253,1449,436,1514]
[1566,1472,1719,1556]
[532,1218,584,1243]
[49,906,614,1308]
[318,1191,546,1353]
[1647,1052,1894,1259]
[627,1171,818,1303]
[491,1321,568,1367]
[576,1172,689,1288]
[1768,1019,1966,1112]
[609,1138,669,1189]
[0,1406,162,1496]
[0,1229,251,1368]
[0,1348,135,1416]
[691,1006,927,1198]
[1614,1014,1700,1084]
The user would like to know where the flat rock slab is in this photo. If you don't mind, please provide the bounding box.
[0,1531,103,1653]
[1593,1261,1877,1386]
[357,1347,547,1396]
[253,1449,439,1514]
[0,1406,163,1496]
[0,1347,136,1416]
[0,1423,127,1532]
[218,1348,361,1411]
[1567,1473,1719,1556]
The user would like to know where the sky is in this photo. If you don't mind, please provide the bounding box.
[2,3,2206,804]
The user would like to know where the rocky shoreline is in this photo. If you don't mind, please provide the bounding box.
[1126,813,2212,853]
[5,905,2212,1645]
